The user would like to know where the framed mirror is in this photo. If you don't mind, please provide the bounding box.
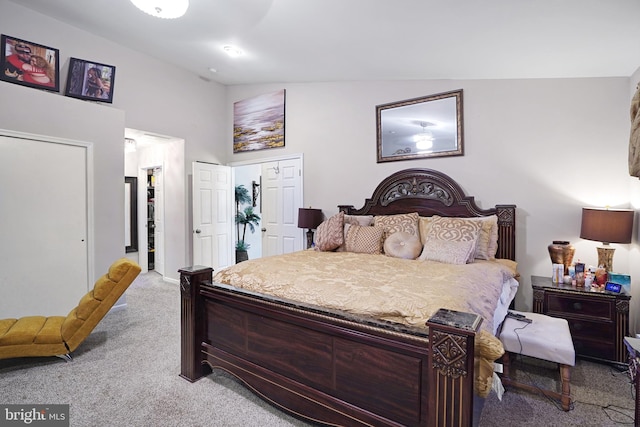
[376,89,464,163]
[125,176,138,253]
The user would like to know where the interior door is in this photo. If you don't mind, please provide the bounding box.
[192,162,233,269]
[0,134,88,318]
[261,158,303,257]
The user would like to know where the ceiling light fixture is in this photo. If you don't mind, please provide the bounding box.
[130,0,189,19]
[223,45,244,58]
[414,122,434,151]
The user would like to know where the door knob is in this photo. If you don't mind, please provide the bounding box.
[195,229,201,234]
[261,228,267,232]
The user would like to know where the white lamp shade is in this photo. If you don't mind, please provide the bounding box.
[131,0,189,19]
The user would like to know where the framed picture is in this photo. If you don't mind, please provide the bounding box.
[376,89,464,163]
[65,57,115,103]
[0,34,60,92]
[233,89,285,153]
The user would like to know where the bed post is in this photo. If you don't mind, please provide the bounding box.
[179,265,213,382]
[427,309,482,427]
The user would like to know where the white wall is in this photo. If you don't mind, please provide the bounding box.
[0,0,227,283]
[0,77,125,280]
[227,77,636,328]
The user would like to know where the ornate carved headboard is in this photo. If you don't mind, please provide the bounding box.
[338,168,516,260]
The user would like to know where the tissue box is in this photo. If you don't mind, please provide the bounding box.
[607,272,630,294]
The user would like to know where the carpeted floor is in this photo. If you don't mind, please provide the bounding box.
[0,272,636,426]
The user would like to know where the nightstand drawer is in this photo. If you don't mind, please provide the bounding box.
[532,275,631,364]
[566,318,614,343]
[546,294,613,321]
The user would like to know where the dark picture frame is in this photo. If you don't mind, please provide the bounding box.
[0,34,60,92]
[65,57,115,103]
[233,89,285,153]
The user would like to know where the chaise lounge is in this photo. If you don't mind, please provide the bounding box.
[0,258,141,361]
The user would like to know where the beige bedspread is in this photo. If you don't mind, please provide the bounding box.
[213,250,518,335]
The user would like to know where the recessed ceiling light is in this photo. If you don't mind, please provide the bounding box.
[130,0,189,19]
[223,45,244,58]
[208,67,217,73]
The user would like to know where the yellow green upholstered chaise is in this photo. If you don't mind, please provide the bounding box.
[0,258,141,361]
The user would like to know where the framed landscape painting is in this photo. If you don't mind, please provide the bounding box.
[65,57,115,103]
[233,89,285,153]
[0,34,60,92]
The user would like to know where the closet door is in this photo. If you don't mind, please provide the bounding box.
[0,134,88,318]
[261,158,302,257]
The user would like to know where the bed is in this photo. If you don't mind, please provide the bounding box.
[179,168,517,427]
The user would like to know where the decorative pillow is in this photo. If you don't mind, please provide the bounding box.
[423,216,482,263]
[418,216,433,245]
[315,211,344,251]
[383,232,422,260]
[373,213,419,238]
[344,215,374,227]
[344,225,384,254]
[466,215,499,259]
[418,239,476,265]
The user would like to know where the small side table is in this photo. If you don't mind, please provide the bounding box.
[624,337,640,426]
[531,276,631,364]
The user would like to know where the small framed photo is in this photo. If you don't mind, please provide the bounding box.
[65,57,115,103]
[1,34,60,92]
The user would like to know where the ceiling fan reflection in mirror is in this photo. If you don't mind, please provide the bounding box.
[414,121,434,151]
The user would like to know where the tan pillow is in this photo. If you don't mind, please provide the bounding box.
[345,225,384,254]
[424,216,482,263]
[418,216,433,245]
[418,239,476,264]
[466,215,499,259]
[344,215,374,226]
[374,213,419,238]
[316,211,344,251]
[384,232,422,260]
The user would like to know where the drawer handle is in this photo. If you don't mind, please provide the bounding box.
[572,302,582,311]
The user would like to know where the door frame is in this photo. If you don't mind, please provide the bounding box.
[0,128,94,290]
[230,153,304,259]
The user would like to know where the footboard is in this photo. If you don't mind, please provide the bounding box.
[180,266,481,427]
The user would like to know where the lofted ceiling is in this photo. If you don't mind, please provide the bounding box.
[10,0,640,86]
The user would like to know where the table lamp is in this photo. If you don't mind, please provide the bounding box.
[579,207,634,272]
[297,208,323,249]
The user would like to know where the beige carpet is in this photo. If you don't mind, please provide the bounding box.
[0,272,636,426]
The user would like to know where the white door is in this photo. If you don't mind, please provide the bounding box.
[261,158,303,257]
[153,167,164,275]
[192,162,233,270]
[0,134,89,318]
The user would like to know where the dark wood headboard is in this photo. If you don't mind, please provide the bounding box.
[338,168,516,261]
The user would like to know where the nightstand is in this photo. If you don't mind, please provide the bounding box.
[531,275,631,364]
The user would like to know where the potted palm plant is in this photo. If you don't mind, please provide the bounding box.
[235,184,261,263]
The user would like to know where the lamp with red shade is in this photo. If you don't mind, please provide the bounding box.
[298,208,323,249]
[580,207,634,272]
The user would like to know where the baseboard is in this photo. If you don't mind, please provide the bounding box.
[164,276,179,285]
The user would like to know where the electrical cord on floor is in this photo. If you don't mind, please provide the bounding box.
[511,352,575,411]
[509,352,636,423]
[508,322,572,411]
